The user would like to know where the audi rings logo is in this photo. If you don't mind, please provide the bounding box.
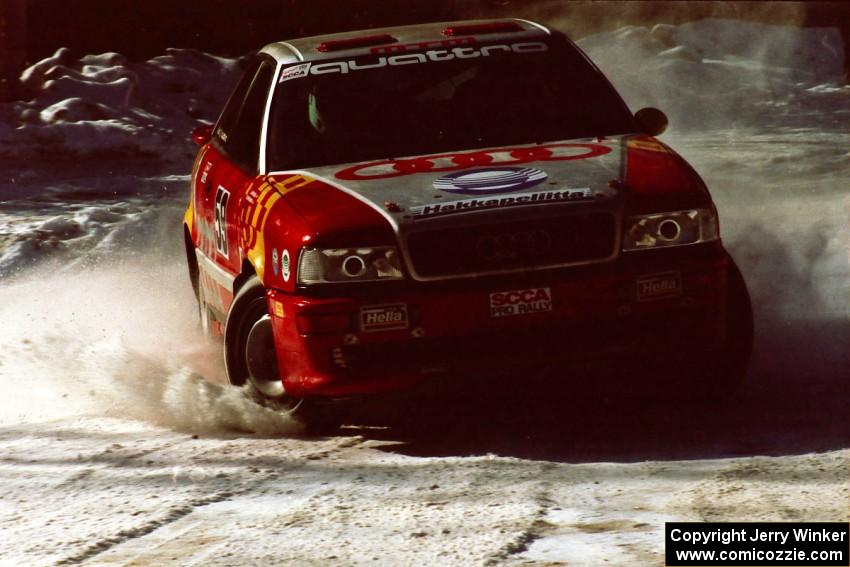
[433,166,547,195]
[335,143,612,181]
[477,229,552,263]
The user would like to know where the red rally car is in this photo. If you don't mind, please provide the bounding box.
[183,19,753,416]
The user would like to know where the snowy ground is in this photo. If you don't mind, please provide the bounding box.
[0,19,848,566]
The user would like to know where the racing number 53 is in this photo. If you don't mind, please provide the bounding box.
[214,186,230,257]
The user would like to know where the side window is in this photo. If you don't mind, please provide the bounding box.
[214,57,262,147]
[227,59,276,172]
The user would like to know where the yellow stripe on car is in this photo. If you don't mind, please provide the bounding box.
[627,138,668,153]
[243,175,313,282]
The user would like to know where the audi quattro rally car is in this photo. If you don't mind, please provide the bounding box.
[183,19,753,416]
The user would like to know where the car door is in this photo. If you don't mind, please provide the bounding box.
[196,56,277,315]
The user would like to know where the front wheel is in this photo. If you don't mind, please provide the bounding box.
[222,277,342,433]
[224,276,302,413]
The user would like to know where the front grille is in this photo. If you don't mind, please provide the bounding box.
[406,212,617,278]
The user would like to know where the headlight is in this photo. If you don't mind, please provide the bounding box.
[297,246,404,284]
[622,208,719,251]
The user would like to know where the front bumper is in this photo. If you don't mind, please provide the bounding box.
[267,243,729,398]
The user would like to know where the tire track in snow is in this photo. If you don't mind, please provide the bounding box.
[56,488,241,566]
[53,435,369,565]
[0,415,367,566]
[485,464,558,565]
[51,439,189,490]
[96,450,558,566]
[485,492,556,565]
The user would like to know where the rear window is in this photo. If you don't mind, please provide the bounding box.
[267,38,635,171]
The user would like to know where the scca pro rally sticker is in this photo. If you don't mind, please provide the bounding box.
[279,63,311,82]
[433,167,547,195]
[360,304,408,332]
[489,287,552,318]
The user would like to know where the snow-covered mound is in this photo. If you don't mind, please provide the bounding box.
[0,185,184,278]
[578,18,848,130]
[0,48,242,276]
[0,48,242,164]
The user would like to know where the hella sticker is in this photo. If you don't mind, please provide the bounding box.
[489,287,552,318]
[636,272,682,301]
[360,304,409,332]
[433,166,548,195]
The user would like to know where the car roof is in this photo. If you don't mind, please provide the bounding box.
[259,18,553,64]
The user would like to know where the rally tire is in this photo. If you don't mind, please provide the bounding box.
[222,277,344,435]
[224,276,300,411]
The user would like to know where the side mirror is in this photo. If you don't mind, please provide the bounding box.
[634,107,668,136]
[191,125,213,146]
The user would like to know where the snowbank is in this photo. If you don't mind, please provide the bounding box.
[0,49,241,277]
[1,48,242,164]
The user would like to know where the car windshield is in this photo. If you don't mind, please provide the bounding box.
[266,38,635,171]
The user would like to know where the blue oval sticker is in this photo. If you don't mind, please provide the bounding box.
[433,166,548,195]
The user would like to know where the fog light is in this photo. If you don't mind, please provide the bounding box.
[411,326,426,338]
[343,333,359,345]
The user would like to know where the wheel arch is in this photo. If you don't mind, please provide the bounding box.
[233,259,258,297]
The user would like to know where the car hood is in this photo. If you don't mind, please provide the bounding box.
[270,134,707,239]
